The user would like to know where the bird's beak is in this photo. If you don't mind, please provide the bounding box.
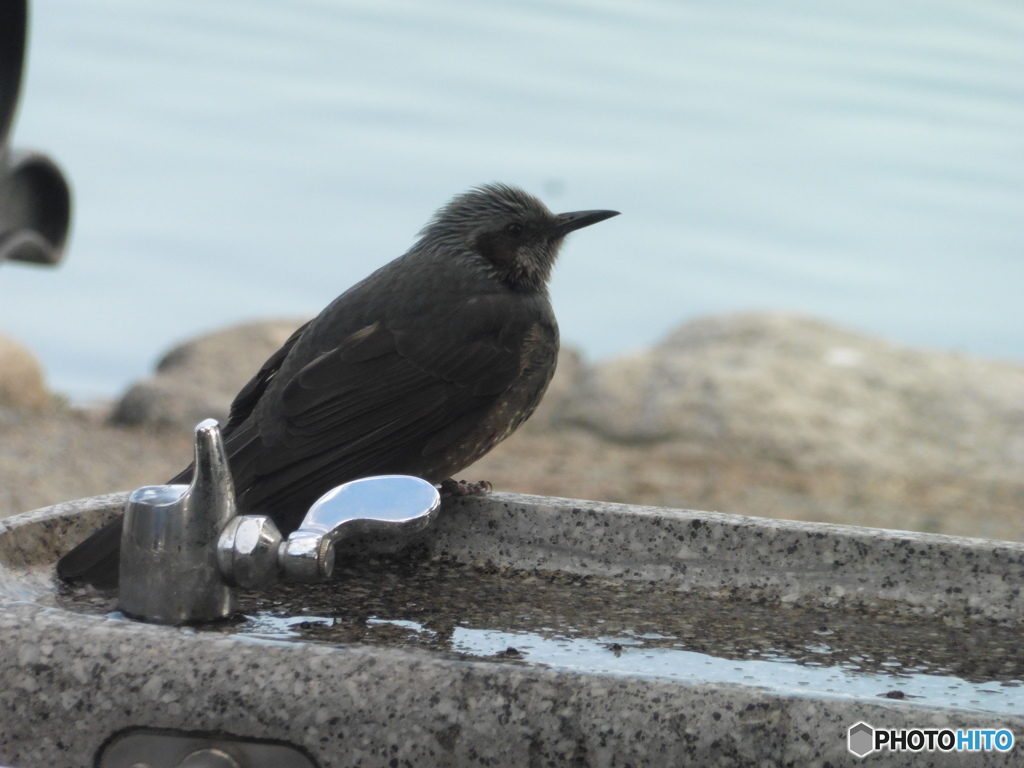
[554,209,620,236]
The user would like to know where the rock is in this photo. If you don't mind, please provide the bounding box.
[5,312,1024,541]
[0,335,48,411]
[112,319,309,430]
[560,312,1024,483]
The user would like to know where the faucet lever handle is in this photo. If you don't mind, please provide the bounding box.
[216,475,441,586]
[279,475,441,582]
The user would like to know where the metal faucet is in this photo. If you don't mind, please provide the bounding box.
[118,419,441,624]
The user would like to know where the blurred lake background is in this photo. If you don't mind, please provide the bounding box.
[3,0,1023,403]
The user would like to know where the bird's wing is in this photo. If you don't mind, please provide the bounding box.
[223,320,312,437]
[231,294,545,514]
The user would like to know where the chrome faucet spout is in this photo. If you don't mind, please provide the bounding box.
[118,419,237,624]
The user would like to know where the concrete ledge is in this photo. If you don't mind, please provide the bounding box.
[1,492,1022,767]
[16,490,1024,624]
[435,493,1024,624]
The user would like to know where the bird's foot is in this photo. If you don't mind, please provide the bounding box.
[439,478,493,497]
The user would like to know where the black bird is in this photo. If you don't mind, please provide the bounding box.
[58,183,618,587]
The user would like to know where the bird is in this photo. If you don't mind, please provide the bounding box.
[57,183,619,587]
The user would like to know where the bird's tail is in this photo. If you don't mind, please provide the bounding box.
[55,516,124,589]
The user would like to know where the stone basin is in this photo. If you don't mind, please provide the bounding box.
[1,491,1023,767]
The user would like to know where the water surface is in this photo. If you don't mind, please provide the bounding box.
[4,0,1023,400]
[59,557,1024,715]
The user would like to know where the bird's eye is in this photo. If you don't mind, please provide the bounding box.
[506,222,524,237]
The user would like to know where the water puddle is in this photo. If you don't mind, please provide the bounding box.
[59,557,1024,715]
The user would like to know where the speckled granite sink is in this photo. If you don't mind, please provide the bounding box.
[2,491,1023,767]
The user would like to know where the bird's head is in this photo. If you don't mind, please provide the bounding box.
[419,183,619,292]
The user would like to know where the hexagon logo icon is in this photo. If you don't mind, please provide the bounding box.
[848,722,875,757]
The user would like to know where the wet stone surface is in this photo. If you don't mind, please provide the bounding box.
[15,493,1024,766]
[56,550,1024,712]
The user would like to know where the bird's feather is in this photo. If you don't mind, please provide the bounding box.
[230,293,546,523]
[223,319,312,437]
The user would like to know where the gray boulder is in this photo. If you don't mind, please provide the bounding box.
[559,312,1024,483]
[112,319,309,430]
[0,334,48,411]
